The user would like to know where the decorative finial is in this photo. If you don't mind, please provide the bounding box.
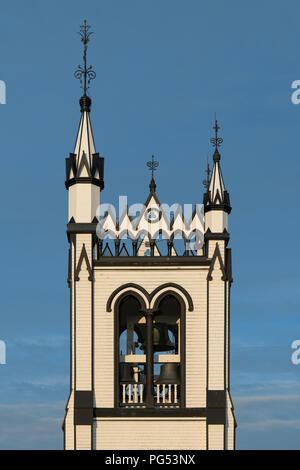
[210,113,223,162]
[74,20,96,111]
[147,155,159,192]
[202,157,211,189]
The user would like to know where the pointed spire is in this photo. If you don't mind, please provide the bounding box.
[65,21,104,191]
[203,116,231,213]
[73,20,97,165]
[73,110,96,165]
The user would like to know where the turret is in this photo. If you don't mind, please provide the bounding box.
[65,21,104,223]
[203,118,231,234]
[203,118,231,259]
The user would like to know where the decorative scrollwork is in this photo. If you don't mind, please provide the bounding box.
[74,20,96,95]
[210,136,223,148]
[210,115,223,149]
[147,155,159,179]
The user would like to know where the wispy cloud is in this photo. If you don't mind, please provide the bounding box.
[240,419,300,431]
[235,395,300,405]
[0,402,65,450]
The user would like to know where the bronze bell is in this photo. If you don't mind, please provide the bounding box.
[135,323,175,353]
[153,323,175,352]
[156,363,180,384]
[119,363,134,382]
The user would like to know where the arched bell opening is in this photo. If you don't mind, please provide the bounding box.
[153,294,185,408]
[116,293,147,408]
[115,290,185,409]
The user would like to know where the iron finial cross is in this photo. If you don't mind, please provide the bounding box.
[74,20,96,95]
[147,155,159,179]
[210,113,223,149]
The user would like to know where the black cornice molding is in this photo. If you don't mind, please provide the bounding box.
[94,256,211,267]
[93,407,226,424]
[204,203,231,214]
[65,176,104,190]
[204,228,230,242]
[67,222,97,234]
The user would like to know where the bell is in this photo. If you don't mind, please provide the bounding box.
[153,323,175,352]
[134,324,147,351]
[119,363,134,382]
[156,363,180,384]
[135,323,175,352]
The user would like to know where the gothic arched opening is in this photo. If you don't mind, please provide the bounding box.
[116,291,185,409]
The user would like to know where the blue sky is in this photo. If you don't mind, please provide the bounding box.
[0,0,300,449]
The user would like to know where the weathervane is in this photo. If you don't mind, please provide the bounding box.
[147,155,159,179]
[210,114,223,150]
[202,157,211,189]
[74,20,96,95]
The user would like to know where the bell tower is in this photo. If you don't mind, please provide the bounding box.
[63,23,236,450]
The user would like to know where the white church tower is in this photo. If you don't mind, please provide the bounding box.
[63,21,236,450]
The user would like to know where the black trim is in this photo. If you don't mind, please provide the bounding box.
[77,151,92,177]
[225,247,233,284]
[114,291,147,408]
[95,256,211,267]
[67,222,97,235]
[75,244,93,281]
[206,408,226,425]
[108,284,149,312]
[207,390,226,408]
[207,243,226,281]
[94,408,206,418]
[204,228,230,243]
[73,237,77,449]
[65,177,104,190]
[152,291,186,408]
[204,204,231,214]
[106,282,194,313]
[145,311,154,408]
[74,409,93,425]
[74,390,93,408]
[93,407,225,424]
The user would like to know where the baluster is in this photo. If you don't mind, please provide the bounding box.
[174,384,178,404]
[133,384,138,403]
[168,384,172,403]
[156,384,160,404]
[139,384,143,404]
[128,384,132,403]
[162,384,166,403]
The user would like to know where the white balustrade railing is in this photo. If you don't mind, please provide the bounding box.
[120,382,180,407]
[121,383,144,405]
[156,384,179,405]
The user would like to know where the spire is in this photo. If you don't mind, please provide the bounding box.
[73,108,96,166]
[65,21,104,192]
[147,155,159,193]
[203,116,231,213]
[73,20,97,166]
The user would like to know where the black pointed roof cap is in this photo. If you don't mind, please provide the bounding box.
[149,176,157,193]
[213,147,221,163]
[79,94,91,112]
